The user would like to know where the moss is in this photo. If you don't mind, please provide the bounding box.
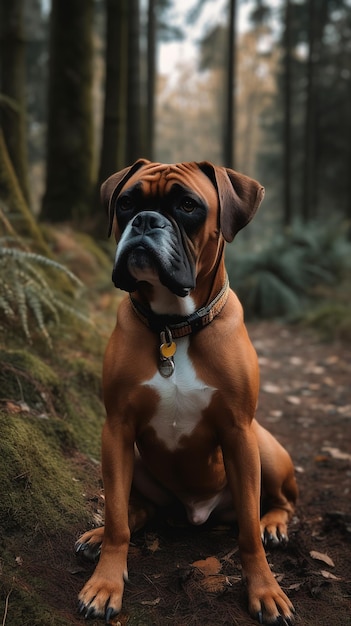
[0,347,104,459]
[0,348,64,415]
[0,410,88,535]
[0,584,73,626]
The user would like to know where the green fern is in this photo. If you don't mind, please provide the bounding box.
[0,242,90,346]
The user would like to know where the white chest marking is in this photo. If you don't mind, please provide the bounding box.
[143,338,215,451]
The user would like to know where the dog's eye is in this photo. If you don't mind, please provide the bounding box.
[119,196,133,211]
[181,197,197,213]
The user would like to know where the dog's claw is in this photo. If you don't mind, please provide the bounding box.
[276,616,294,626]
[84,605,97,620]
[105,606,119,623]
[257,611,263,624]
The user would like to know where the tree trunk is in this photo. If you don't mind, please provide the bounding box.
[302,0,328,222]
[0,0,30,205]
[146,0,156,160]
[283,0,293,226]
[0,129,49,254]
[41,0,94,222]
[97,0,128,185]
[223,0,237,168]
[126,0,142,165]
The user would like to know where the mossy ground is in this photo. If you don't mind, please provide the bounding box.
[0,339,105,625]
[0,230,111,625]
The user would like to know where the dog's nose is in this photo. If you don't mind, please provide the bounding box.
[132,211,167,234]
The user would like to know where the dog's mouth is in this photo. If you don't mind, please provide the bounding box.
[127,246,160,284]
[112,226,196,298]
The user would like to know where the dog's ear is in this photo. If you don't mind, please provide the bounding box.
[197,162,264,242]
[101,158,150,237]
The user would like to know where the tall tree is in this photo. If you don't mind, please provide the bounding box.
[302,0,329,222]
[126,0,143,164]
[41,0,94,222]
[282,0,293,226]
[97,0,128,187]
[0,0,30,205]
[223,0,237,168]
[146,0,156,160]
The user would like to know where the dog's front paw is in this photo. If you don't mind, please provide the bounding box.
[78,568,127,623]
[75,527,104,562]
[247,578,295,625]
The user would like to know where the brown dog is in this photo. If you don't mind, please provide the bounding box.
[76,159,298,624]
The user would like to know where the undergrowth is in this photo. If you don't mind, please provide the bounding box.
[0,206,91,346]
[227,219,351,338]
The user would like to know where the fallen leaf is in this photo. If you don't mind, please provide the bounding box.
[192,556,221,576]
[200,574,230,593]
[287,582,303,591]
[141,597,161,606]
[287,396,301,405]
[337,405,351,416]
[15,556,23,566]
[289,356,303,366]
[322,447,351,462]
[262,383,281,394]
[310,550,335,567]
[320,570,342,580]
[146,536,160,553]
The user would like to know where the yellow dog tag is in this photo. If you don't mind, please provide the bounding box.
[160,341,176,359]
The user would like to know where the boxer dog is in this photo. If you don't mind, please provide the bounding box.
[76,159,298,624]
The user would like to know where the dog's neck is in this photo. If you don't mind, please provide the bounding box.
[132,258,227,317]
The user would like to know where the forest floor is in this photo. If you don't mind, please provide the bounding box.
[2,317,351,626]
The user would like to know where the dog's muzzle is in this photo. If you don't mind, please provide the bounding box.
[112,211,196,297]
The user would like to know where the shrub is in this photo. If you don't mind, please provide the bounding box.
[227,220,351,321]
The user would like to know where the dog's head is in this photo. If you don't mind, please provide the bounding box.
[102,159,264,298]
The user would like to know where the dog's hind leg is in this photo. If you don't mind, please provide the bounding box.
[254,420,298,547]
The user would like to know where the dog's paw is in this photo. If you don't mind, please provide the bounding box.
[75,527,104,562]
[78,565,128,623]
[260,511,289,548]
[244,559,295,625]
[248,582,295,625]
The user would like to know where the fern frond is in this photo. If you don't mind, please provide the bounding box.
[0,296,15,318]
[13,275,30,340]
[0,247,83,288]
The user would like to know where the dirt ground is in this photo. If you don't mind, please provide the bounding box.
[21,322,351,625]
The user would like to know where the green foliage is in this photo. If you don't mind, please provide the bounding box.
[0,214,91,346]
[227,220,351,322]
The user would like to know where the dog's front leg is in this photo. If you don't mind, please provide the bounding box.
[78,418,134,623]
[223,425,295,625]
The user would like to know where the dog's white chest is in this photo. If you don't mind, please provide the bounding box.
[143,339,215,451]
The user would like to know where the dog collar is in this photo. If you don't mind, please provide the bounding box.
[130,276,230,377]
[130,275,229,338]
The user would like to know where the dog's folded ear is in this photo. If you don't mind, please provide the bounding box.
[101,158,151,237]
[197,162,265,242]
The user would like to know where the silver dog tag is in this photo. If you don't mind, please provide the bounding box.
[159,357,175,378]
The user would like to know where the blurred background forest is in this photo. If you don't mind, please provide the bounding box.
[1,0,351,343]
[1,3,351,624]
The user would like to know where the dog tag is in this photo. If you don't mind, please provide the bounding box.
[160,341,176,359]
[159,357,175,378]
